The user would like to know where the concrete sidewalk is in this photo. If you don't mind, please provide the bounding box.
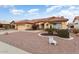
[0,41,30,54]
[0,30,18,35]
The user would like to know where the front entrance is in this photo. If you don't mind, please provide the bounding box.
[41,24,44,29]
[38,24,44,30]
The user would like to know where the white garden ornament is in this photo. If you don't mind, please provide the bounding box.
[48,36,57,45]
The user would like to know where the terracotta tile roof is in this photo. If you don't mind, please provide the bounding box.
[32,16,68,23]
[48,16,68,22]
[15,16,68,24]
[15,20,34,24]
[73,16,79,22]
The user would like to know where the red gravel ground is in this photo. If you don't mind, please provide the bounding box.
[0,31,79,54]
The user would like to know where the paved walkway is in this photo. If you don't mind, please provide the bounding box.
[0,41,30,54]
[0,30,18,35]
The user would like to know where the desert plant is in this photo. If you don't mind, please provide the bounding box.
[45,26,56,35]
[57,29,69,38]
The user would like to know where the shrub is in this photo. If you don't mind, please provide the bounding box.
[48,29,53,35]
[45,27,57,35]
[57,29,69,38]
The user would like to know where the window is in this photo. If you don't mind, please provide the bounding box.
[53,23,62,29]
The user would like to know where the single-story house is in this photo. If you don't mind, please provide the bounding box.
[15,16,68,30]
[34,16,68,30]
[73,16,79,29]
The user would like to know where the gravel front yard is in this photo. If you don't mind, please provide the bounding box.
[0,31,79,54]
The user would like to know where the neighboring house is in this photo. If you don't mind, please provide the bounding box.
[15,16,68,30]
[68,23,74,28]
[67,23,74,32]
[0,20,16,30]
[0,20,10,30]
[10,20,15,29]
[73,16,79,29]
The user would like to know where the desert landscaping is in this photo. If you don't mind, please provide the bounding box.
[0,29,79,54]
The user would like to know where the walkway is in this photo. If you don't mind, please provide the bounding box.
[0,41,30,54]
[0,30,31,54]
[0,29,18,35]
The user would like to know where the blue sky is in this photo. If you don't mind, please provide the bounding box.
[0,5,79,22]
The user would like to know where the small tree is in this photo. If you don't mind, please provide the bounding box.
[45,25,55,35]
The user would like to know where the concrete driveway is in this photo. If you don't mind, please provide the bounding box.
[0,29,18,35]
[0,30,79,54]
[0,41,30,54]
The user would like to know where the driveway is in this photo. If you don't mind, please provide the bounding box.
[0,30,79,54]
[0,29,18,35]
[0,40,30,54]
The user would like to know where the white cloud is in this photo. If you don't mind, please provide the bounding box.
[46,5,61,13]
[10,8,25,15]
[57,7,79,22]
[68,6,79,11]
[68,6,75,10]
[58,10,74,18]
[0,5,22,15]
[27,9,39,15]
[25,9,40,19]
[0,5,24,15]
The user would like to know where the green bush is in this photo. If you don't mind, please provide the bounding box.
[45,28,57,35]
[57,29,69,38]
[48,29,54,35]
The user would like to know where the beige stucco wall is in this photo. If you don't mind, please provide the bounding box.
[15,24,32,30]
[35,22,51,29]
[15,21,68,30]
[44,22,50,29]
[44,22,68,29]
[36,21,68,29]
[36,22,44,29]
[61,22,68,29]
